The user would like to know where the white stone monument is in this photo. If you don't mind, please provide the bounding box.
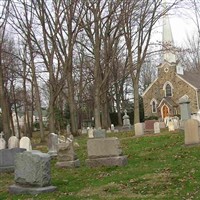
[48,133,58,156]
[123,110,131,129]
[88,128,94,138]
[168,120,175,132]
[8,136,19,149]
[111,124,115,132]
[19,137,32,151]
[154,122,160,134]
[135,123,144,136]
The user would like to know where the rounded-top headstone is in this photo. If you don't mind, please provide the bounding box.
[8,136,19,149]
[19,137,32,151]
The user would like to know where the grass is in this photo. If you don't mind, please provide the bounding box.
[1,129,200,200]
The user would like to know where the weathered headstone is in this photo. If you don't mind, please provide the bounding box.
[179,95,191,120]
[144,120,158,131]
[154,122,160,134]
[8,136,19,149]
[88,128,94,138]
[111,124,115,132]
[93,129,106,138]
[135,123,144,136]
[86,137,127,167]
[9,151,56,194]
[168,120,175,132]
[19,137,32,151]
[0,132,6,150]
[164,116,170,127]
[184,119,200,145]
[173,118,180,129]
[48,133,58,157]
[0,148,26,172]
[81,128,87,134]
[122,110,131,129]
[56,138,80,168]
[66,124,71,134]
[159,122,166,129]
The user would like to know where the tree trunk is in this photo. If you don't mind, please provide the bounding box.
[133,76,140,124]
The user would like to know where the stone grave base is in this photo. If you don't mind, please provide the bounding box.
[86,156,127,167]
[48,151,58,157]
[56,159,80,168]
[9,184,57,195]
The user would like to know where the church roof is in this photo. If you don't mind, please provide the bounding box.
[177,71,200,89]
[157,97,178,108]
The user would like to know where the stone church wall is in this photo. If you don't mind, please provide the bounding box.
[143,64,198,118]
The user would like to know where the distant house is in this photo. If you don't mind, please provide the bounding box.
[142,13,200,120]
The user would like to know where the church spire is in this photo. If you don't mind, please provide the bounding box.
[162,0,176,63]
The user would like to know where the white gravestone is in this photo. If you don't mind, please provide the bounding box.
[154,122,160,134]
[88,128,94,138]
[19,137,32,151]
[0,132,6,150]
[135,123,144,136]
[123,110,131,128]
[173,118,180,129]
[111,124,115,132]
[168,120,175,132]
[8,136,19,149]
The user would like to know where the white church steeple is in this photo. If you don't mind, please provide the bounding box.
[162,0,176,63]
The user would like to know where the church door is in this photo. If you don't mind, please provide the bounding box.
[162,105,169,118]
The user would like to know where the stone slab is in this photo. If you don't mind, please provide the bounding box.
[87,137,122,158]
[86,156,128,167]
[184,119,200,145]
[0,148,26,172]
[93,129,106,138]
[56,159,80,168]
[9,184,57,195]
[15,151,51,187]
[135,123,144,136]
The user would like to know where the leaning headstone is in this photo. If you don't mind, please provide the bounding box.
[19,137,32,151]
[135,123,144,136]
[0,132,6,150]
[8,136,19,149]
[9,151,56,194]
[0,148,26,172]
[93,129,106,138]
[168,120,175,132]
[56,138,80,168]
[154,122,160,134]
[184,119,200,145]
[86,137,127,167]
[48,133,58,157]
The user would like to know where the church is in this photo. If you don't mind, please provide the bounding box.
[142,13,200,120]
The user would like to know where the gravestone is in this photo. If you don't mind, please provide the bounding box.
[144,120,158,131]
[93,129,106,138]
[0,148,26,172]
[168,120,175,131]
[164,116,170,127]
[173,118,180,129]
[111,124,115,132]
[88,128,94,138]
[184,119,200,145]
[48,133,58,157]
[123,110,131,129]
[56,138,80,168]
[179,95,191,120]
[159,122,166,129]
[9,151,56,194]
[19,137,32,151]
[86,137,127,167]
[8,136,19,149]
[66,124,71,134]
[135,123,144,136]
[0,132,6,150]
[81,128,87,134]
[154,122,160,134]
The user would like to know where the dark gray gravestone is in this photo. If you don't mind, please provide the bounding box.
[0,148,26,172]
[9,151,57,194]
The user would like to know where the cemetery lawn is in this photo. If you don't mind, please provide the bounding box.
[1,130,200,200]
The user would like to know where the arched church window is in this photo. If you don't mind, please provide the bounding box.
[166,84,172,97]
[152,101,156,113]
[150,99,157,113]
